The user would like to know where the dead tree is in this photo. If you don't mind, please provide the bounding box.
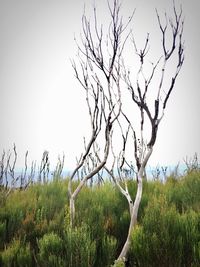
[0,144,21,197]
[184,153,200,173]
[52,153,65,179]
[5,144,21,196]
[114,2,184,264]
[150,164,168,181]
[0,150,6,187]
[86,0,184,264]
[38,150,50,184]
[68,0,133,226]
[24,160,36,189]
[71,0,184,263]
[20,151,28,189]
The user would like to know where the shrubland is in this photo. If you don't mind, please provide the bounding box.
[0,170,200,267]
[0,0,187,264]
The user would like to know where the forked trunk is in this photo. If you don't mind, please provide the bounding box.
[117,168,143,261]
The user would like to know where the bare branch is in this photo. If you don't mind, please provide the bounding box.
[38,151,50,184]
[156,3,184,61]
[20,150,28,188]
[0,150,5,186]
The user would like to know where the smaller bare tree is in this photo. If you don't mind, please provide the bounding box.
[68,0,134,226]
[0,150,6,187]
[20,150,28,188]
[38,150,50,184]
[184,153,200,173]
[5,144,21,197]
[52,153,65,179]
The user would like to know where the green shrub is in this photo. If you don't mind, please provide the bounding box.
[1,172,200,267]
[75,183,120,266]
[0,221,6,249]
[64,223,96,267]
[130,194,200,267]
[1,239,32,267]
[166,171,200,212]
[180,210,200,266]
[130,195,183,266]
[38,232,64,267]
[111,259,125,267]
[1,238,20,266]
[16,244,32,267]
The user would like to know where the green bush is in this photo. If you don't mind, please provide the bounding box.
[111,259,125,267]
[166,171,200,212]
[38,232,64,267]
[1,238,20,267]
[16,244,32,267]
[64,223,96,267]
[1,172,200,266]
[180,210,200,266]
[1,239,32,267]
[0,221,6,249]
[130,194,200,267]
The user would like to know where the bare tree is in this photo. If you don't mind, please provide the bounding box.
[0,145,21,196]
[38,150,50,184]
[52,153,65,179]
[150,164,168,181]
[114,2,184,264]
[184,153,200,173]
[5,144,21,197]
[24,160,36,189]
[0,150,6,187]
[68,0,134,226]
[72,0,184,264]
[20,150,28,188]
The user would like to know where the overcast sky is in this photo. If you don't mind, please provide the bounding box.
[0,0,200,170]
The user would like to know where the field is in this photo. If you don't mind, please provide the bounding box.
[0,170,200,267]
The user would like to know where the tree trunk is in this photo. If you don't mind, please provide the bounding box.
[69,176,87,226]
[117,169,143,261]
[69,152,109,226]
[69,196,75,227]
[116,147,153,263]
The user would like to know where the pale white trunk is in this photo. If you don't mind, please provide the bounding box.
[117,169,143,261]
[69,140,110,226]
[69,196,75,227]
[117,147,153,263]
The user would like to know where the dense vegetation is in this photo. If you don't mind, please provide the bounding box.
[0,170,200,267]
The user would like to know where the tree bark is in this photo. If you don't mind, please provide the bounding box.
[69,158,108,226]
[69,196,75,227]
[69,130,110,226]
[116,146,153,263]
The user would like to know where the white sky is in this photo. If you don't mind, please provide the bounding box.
[0,0,200,170]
